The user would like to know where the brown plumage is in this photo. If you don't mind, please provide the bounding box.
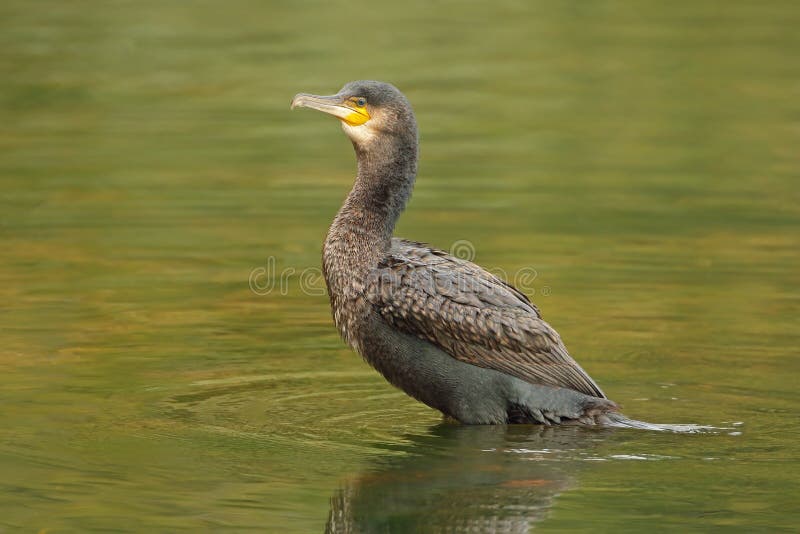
[367,239,606,399]
[291,80,697,430]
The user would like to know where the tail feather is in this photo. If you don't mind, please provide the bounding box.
[601,412,716,433]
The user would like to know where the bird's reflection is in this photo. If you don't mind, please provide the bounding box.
[326,424,613,533]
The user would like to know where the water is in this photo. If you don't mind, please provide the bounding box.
[1,1,799,531]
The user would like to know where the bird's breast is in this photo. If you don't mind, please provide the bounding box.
[322,245,376,352]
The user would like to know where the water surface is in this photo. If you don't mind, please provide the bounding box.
[1,1,799,531]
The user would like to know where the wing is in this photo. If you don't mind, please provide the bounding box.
[365,238,606,398]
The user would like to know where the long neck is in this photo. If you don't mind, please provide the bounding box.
[327,134,418,255]
[322,127,417,346]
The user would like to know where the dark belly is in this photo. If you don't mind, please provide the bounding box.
[355,315,512,423]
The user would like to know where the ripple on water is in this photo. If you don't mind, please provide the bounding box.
[161,369,737,464]
[161,370,437,457]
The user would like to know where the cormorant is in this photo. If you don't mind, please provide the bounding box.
[291,80,668,427]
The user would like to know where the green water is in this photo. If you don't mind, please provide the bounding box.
[2,1,799,531]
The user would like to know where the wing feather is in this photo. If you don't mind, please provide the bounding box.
[366,238,606,398]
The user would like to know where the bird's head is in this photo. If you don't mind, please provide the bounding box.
[291,80,417,149]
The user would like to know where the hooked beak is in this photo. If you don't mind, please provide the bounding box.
[290,93,370,126]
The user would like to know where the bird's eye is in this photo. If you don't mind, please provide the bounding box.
[356,97,366,107]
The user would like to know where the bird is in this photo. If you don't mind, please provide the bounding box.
[291,80,691,428]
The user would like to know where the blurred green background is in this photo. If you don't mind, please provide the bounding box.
[1,0,798,531]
